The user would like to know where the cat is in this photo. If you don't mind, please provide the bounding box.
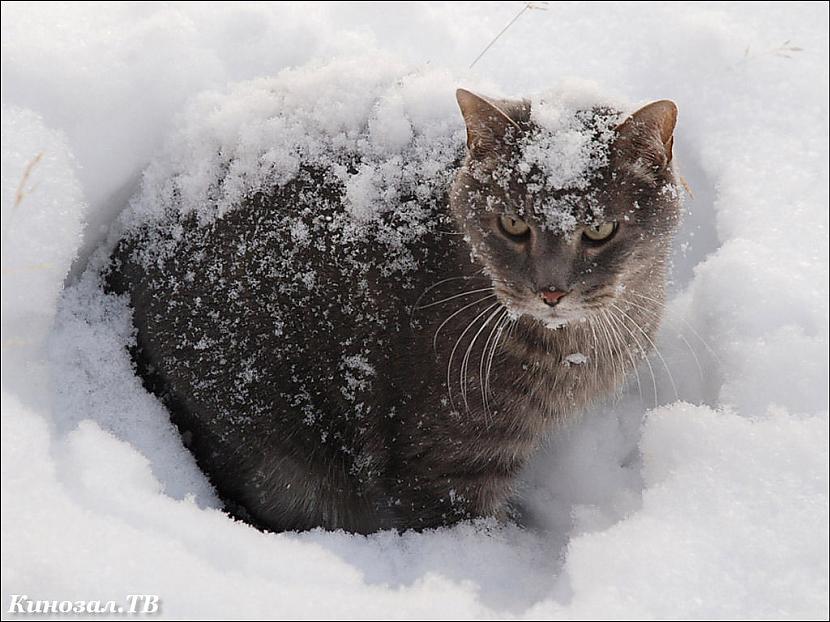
[104,87,681,533]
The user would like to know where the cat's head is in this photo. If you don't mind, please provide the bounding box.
[450,88,681,329]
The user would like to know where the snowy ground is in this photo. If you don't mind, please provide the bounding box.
[1,2,828,619]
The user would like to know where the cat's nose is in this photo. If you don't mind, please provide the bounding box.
[539,289,568,307]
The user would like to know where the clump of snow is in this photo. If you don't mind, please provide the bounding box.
[1,2,828,619]
[563,352,588,366]
[48,270,217,503]
[513,83,624,232]
[466,81,627,234]
[125,60,465,228]
[521,86,621,188]
[117,60,475,284]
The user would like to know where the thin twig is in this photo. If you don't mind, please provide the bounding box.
[2,152,49,277]
[14,152,43,209]
[469,2,548,69]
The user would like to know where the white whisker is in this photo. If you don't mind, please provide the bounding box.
[611,302,679,402]
[601,309,643,404]
[624,297,704,383]
[606,306,658,407]
[593,312,621,400]
[447,301,500,413]
[432,294,497,353]
[410,274,487,323]
[587,315,602,388]
[629,291,723,367]
[481,309,508,422]
[461,304,503,412]
[416,286,495,310]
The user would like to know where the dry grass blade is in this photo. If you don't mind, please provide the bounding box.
[469,2,549,69]
[13,152,44,209]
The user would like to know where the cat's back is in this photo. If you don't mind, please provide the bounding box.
[106,153,464,532]
[100,66,470,531]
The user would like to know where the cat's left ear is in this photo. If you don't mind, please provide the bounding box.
[616,100,678,166]
[456,89,523,157]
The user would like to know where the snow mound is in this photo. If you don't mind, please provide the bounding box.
[1,106,87,410]
[126,60,464,233]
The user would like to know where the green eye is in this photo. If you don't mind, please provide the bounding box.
[582,222,617,242]
[499,214,530,238]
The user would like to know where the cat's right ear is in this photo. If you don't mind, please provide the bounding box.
[616,100,678,167]
[456,89,521,157]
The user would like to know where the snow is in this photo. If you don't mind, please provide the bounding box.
[563,353,588,366]
[2,2,828,619]
[123,60,460,228]
[522,84,622,189]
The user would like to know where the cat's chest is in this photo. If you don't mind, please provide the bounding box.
[409,312,612,436]
[489,332,606,421]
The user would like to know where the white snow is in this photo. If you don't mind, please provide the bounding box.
[563,353,588,366]
[123,60,465,231]
[1,2,828,619]
[521,84,622,190]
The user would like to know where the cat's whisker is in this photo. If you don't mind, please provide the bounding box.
[432,294,498,353]
[416,286,495,311]
[678,332,704,382]
[488,313,511,406]
[629,291,724,367]
[412,276,486,311]
[606,306,658,407]
[593,312,621,402]
[410,269,491,323]
[507,314,519,338]
[613,320,639,402]
[446,301,500,413]
[602,316,627,405]
[608,315,631,403]
[461,304,503,413]
[478,310,500,422]
[601,309,644,405]
[481,309,508,422]
[587,316,602,389]
[611,302,679,402]
[623,297,704,383]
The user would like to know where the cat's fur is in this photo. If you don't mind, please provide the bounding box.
[104,89,680,533]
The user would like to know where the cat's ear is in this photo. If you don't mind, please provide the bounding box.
[456,89,523,157]
[616,100,678,166]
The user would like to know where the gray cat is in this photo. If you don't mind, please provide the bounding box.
[104,88,680,533]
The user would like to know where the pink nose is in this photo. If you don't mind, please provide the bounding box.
[540,289,567,306]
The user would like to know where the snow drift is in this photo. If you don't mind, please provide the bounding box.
[1,2,827,618]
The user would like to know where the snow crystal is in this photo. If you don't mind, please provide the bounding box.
[343,354,376,378]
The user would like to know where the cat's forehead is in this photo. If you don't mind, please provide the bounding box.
[518,105,621,188]
[523,185,616,233]
[510,110,622,232]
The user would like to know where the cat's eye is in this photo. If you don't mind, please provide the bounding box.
[499,214,530,239]
[582,222,618,243]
